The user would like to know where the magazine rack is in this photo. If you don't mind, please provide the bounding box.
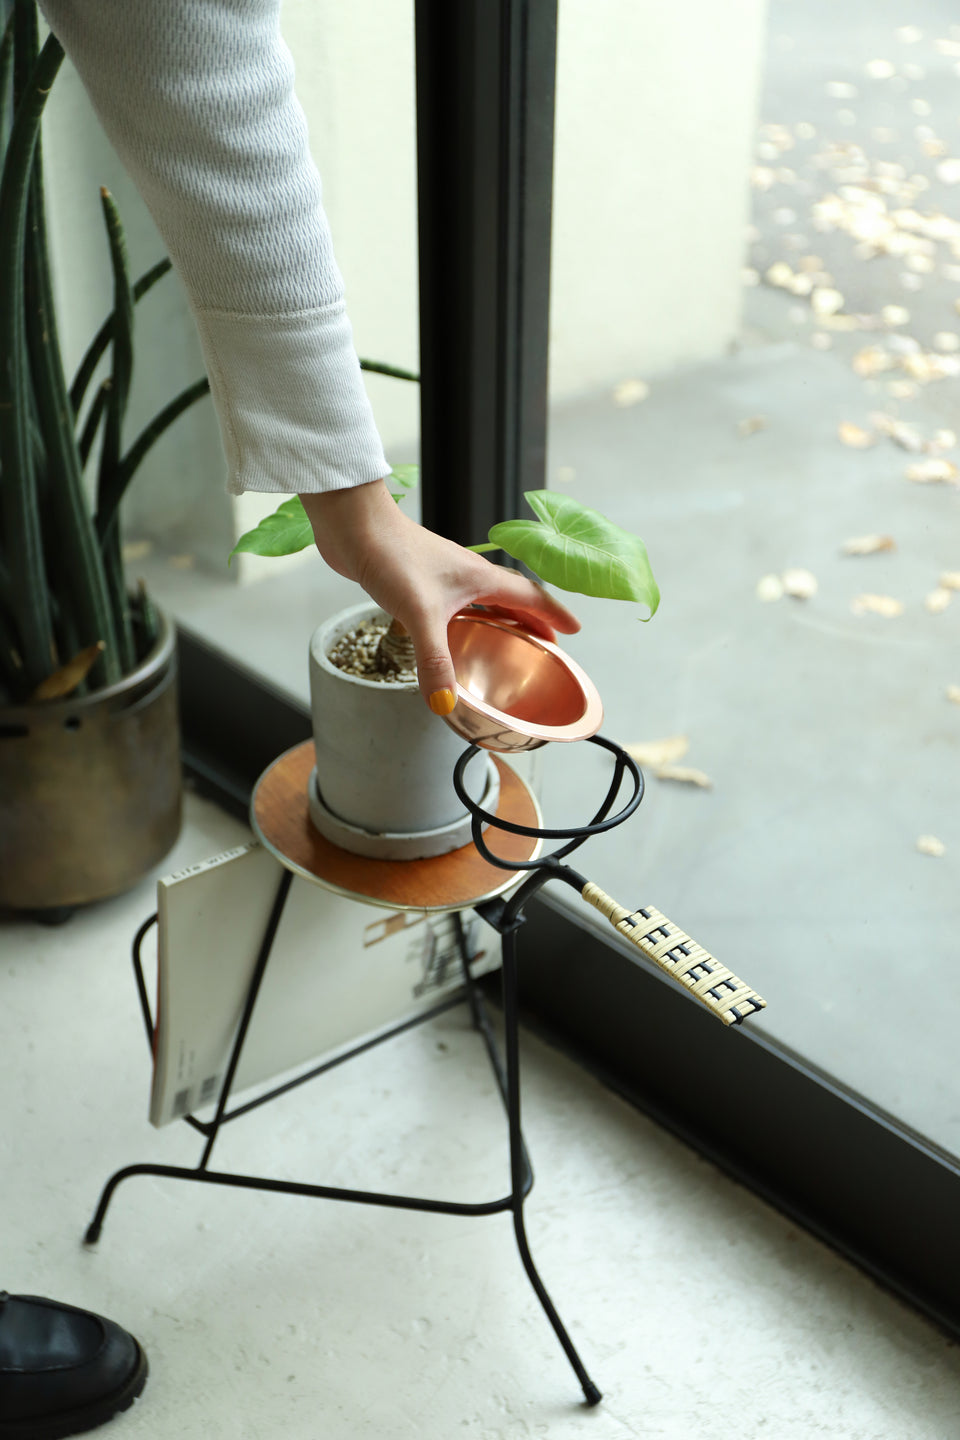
[83,736,765,1406]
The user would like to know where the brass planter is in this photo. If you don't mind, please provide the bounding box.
[0,612,181,911]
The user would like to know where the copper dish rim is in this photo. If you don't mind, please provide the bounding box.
[449,612,604,744]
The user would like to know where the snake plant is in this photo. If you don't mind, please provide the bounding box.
[0,0,210,705]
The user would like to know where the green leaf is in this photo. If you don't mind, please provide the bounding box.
[228,496,313,563]
[389,464,418,491]
[487,490,660,618]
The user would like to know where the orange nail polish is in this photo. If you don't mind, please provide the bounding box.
[429,687,456,716]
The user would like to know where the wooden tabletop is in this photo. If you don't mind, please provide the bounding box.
[250,741,542,912]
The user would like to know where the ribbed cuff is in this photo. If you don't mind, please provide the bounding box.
[194,303,391,494]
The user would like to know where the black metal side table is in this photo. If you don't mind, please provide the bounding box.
[84,736,765,1406]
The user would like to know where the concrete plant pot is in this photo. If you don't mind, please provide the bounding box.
[308,603,498,860]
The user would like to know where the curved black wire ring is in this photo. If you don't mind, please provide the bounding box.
[453,733,644,873]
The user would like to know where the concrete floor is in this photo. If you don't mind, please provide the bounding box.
[2,789,960,1438]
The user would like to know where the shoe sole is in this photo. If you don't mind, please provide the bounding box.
[0,1341,148,1440]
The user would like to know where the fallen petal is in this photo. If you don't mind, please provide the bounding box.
[881,304,910,325]
[906,458,960,483]
[916,835,946,857]
[888,422,924,452]
[925,587,952,613]
[756,574,784,602]
[613,379,650,407]
[29,642,106,703]
[841,534,896,555]
[946,684,960,705]
[838,421,874,447]
[654,764,713,789]
[766,261,795,287]
[886,379,919,399]
[939,572,960,590]
[812,286,845,316]
[751,166,777,190]
[782,568,818,599]
[625,736,690,769]
[851,593,904,616]
[852,345,894,375]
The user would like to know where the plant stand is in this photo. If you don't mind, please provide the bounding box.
[83,737,765,1406]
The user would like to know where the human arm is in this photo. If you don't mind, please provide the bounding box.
[38,0,578,706]
[37,0,388,495]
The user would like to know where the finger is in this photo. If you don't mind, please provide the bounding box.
[405,611,459,714]
[461,603,558,642]
[474,569,581,635]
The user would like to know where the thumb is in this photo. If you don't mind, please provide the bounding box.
[406,613,459,715]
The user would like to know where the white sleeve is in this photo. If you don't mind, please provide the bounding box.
[38,0,391,495]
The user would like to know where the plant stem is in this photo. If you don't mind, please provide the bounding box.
[78,378,109,470]
[358,358,419,383]
[103,375,209,536]
[375,616,417,676]
[95,187,135,671]
[23,118,121,686]
[0,9,15,156]
[69,256,172,417]
[0,31,63,688]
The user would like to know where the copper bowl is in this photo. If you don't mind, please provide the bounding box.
[443,612,604,753]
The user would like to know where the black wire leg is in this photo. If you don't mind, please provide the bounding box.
[501,927,601,1406]
[85,869,294,1243]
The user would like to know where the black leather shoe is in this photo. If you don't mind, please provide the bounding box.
[0,1293,147,1439]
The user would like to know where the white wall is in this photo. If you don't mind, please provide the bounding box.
[550,0,768,399]
[42,60,234,577]
[281,0,769,427]
[278,0,421,463]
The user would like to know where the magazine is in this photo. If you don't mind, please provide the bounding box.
[149,841,500,1127]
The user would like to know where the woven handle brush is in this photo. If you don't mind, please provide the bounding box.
[581,884,766,1027]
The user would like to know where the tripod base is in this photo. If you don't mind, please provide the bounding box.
[85,869,601,1406]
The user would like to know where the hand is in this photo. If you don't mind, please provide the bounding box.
[300,479,580,712]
